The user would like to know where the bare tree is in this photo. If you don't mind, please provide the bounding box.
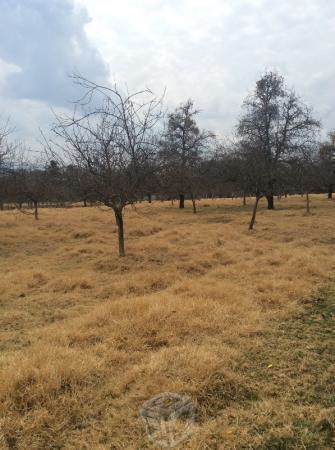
[9,146,50,220]
[0,119,15,210]
[63,164,96,207]
[237,71,320,210]
[236,141,268,230]
[0,120,13,166]
[287,146,319,215]
[159,100,214,210]
[319,131,335,199]
[51,75,163,256]
[13,167,48,219]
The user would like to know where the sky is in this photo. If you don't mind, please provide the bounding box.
[0,0,334,146]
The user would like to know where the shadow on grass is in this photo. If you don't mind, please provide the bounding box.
[238,287,335,449]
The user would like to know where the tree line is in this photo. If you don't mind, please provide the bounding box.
[0,71,334,255]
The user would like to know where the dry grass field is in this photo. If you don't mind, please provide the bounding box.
[0,195,334,449]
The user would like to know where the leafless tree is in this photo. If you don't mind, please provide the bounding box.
[51,75,163,256]
[0,119,15,210]
[159,100,214,211]
[237,142,268,230]
[13,167,48,219]
[8,146,50,219]
[319,131,335,199]
[237,71,320,211]
[287,146,319,215]
[0,120,13,166]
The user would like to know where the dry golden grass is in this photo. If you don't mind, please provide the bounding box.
[0,195,334,449]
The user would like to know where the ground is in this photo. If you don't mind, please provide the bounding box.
[0,195,334,449]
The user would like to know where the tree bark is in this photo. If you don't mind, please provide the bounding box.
[266,195,274,210]
[191,194,197,213]
[249,196,261,230]
[306,192,310,214]
[328,184,333,199]
[147,193,152,203]
[114,207,125,257]
[179,193,185,209]
[243,192,247,206]
[34,200,39,220]
[83,198,87,207]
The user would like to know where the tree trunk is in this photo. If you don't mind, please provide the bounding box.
[179,193,185,209]
[249,196,261,230]
[83,198,87,207]
[114,207,125,257]
[266,195,274,210]
[34,201,39,220]
[328,184,333,199]
[0,201,3,211]
[306,192,310,214]
[191,194,197,213]
[243,192,247,206]
[147,193,152,203]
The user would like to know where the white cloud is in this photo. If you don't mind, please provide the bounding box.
[0,0,108,104]
[0,0,108,143]
[0,0,334,143]
[76,0,335,137]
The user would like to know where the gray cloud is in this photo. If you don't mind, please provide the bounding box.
[0,0,334,143]
[0,0,108,105]
[78,0,335,136]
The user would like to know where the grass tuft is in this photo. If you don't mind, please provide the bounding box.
[0,195,334,448]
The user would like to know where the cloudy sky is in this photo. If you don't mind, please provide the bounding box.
[0,0,334,145]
